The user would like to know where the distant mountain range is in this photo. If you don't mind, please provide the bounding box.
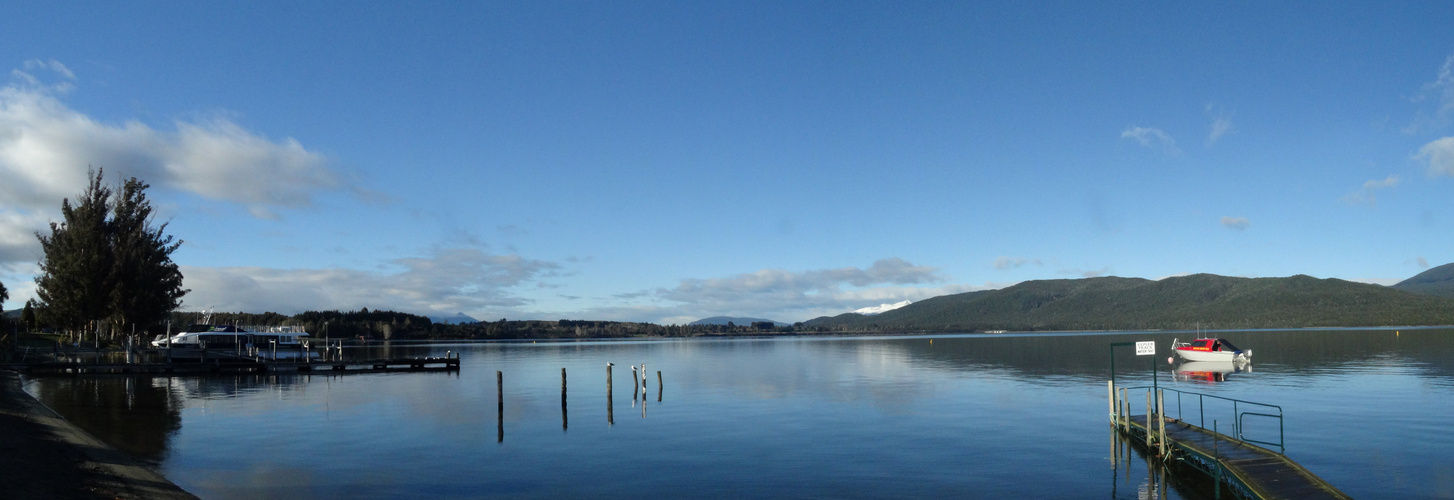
[805,271,1454,332]
[1392,263,1454,298]
[429,312,479,325]
[690,316,789,327]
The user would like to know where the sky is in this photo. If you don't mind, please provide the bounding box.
[2,2,1453,324]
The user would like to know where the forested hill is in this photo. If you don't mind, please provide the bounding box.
[803,273,1454,333]
[1393,263,1454,298]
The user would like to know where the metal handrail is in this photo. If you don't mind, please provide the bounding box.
[1122,385,1284,455]
[1238,411,1284,454]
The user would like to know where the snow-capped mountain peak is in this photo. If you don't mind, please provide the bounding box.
[853,300,912,315]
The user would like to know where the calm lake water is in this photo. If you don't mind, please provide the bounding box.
[24,328,1454,499]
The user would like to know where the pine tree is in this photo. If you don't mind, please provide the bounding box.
[22,300,37,331]
[33,169,188,339]
[108,176,187,333]
[34,169,114,334]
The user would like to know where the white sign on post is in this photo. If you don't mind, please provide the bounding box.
[1135,341,1155,356]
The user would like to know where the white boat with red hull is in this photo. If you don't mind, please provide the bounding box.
[1170,337,1251,362]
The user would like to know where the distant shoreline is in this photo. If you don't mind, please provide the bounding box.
[328,323,1454,342]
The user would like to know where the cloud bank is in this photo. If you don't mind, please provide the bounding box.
[586,258,980,324]
[181,248,559,315]
[0,60,349,270]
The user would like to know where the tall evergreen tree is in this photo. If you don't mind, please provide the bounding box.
[34,169,188,338]
[0,279,7,306]
[109,176,188,332]
[22,300,37,331]
[34,169,114,333]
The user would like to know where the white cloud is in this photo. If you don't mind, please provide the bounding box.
[180,248,560,315]
[1057,266,1111,278]
[1417,137,1454,177]
[1220,216,1250,230]
[583,258,983,323]
[1407,55,1454,133]
[0,61,354,270]
[0,210,49,269]
[1340,175,1401,206]
[1120,126,1180,156]
[1206,104,1234,146]
[23,59,75,80]
[1424,55,1454,120]
[0,62,344,223]
[993,256,1041,270]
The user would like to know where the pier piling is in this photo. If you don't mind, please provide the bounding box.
[1157,388,1166,457]
[1144,390,1152,449]
[561,368,568,431]
[1120,388,1129,432]
[497,370,504,443]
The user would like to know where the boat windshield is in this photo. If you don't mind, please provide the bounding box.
[1219,339,1242,352]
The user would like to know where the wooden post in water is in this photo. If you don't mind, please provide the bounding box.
[1156,389,1166,457]
[497,370,504,443]
[607,363,614,426]
[561,367,568,431]
[632,366,639,401]
[1145,390,1153,449]
[1120,388,1129,433]
[657,371,662,402]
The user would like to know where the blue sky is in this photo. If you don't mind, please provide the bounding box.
[2,2,1453,324]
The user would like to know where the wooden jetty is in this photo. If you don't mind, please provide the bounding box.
[1111,384,1350,500]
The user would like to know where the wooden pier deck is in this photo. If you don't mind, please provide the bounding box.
[1121,413,1350,500]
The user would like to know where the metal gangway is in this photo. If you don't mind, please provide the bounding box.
[1109,384,1350,500]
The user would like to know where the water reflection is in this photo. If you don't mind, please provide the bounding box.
[1172,360,1251,384]
[18,327,1454,499]
[27,377,183,466]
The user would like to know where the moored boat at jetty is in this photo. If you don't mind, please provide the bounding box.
[1170,337,1251,362]
[151,324,314,359]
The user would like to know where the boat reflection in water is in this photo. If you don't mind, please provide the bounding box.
[1173,359,1251,383]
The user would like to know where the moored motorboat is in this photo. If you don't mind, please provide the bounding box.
[151,324,315,359]
[1170,337,1251,362]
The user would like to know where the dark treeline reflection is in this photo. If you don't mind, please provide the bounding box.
[31,377,184,465]
[27,373,328,466]
[877,328,1454,383]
